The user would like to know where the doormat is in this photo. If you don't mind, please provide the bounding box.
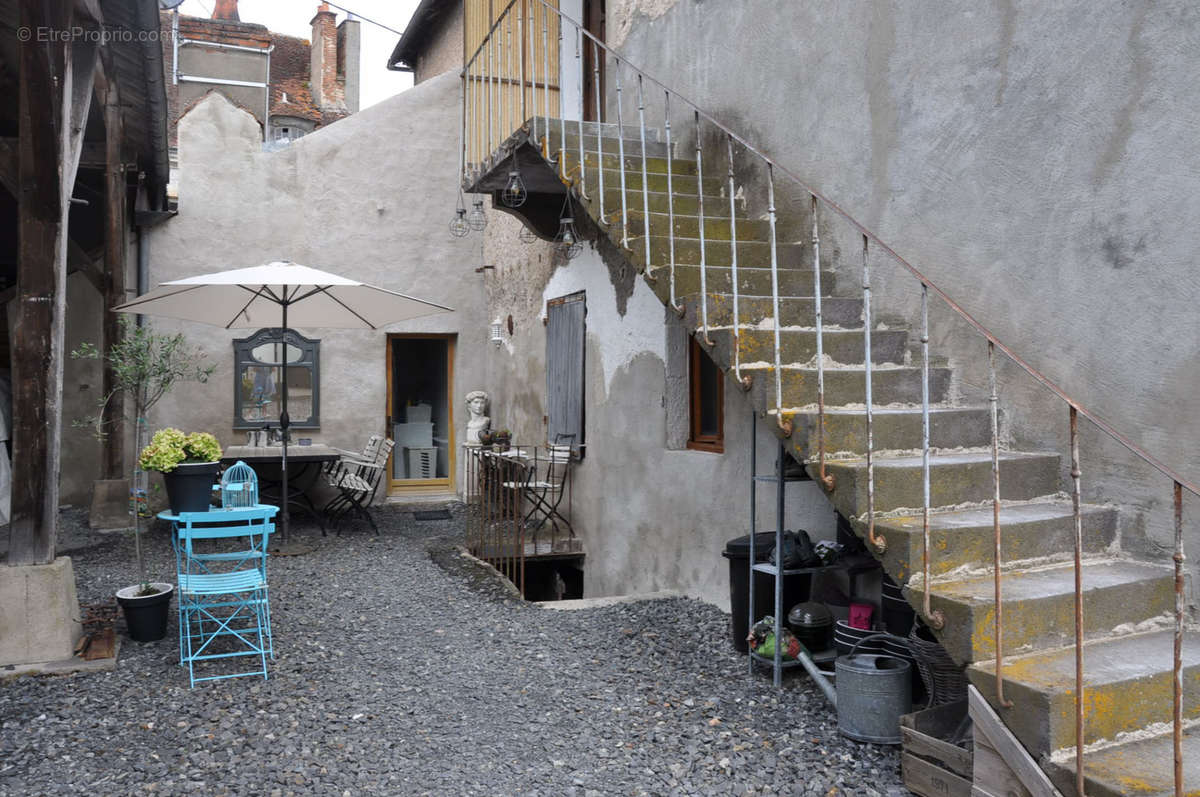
[413,509,452,521]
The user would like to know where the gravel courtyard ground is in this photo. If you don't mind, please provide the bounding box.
[1,504,905,796]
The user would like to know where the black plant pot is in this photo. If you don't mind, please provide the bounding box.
[116,583,174,642]
[162,461,220,514]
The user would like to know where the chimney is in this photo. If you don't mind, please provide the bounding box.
[211,0,239,21]
[337,16,361,114]
[310,3,342,113]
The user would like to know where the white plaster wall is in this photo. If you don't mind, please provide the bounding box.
[143,72,486,498]
[484,238,836,609]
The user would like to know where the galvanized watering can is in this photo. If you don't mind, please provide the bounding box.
[835,633,912,744]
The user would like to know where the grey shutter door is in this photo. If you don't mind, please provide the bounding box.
[546,293,585,449]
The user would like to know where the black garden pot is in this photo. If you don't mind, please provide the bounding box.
[116,583,174,642]
[162,461,220,514]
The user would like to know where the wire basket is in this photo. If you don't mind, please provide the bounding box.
[909,620,969,707]
[220,460,259,509]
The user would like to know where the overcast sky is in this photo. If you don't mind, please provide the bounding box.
[175,0,422,109]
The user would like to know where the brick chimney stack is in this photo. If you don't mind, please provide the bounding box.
[211,0,240,21]
[310,3,341,113]
[309,3,360,117]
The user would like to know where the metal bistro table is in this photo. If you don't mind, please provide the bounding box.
[220,445,339,537]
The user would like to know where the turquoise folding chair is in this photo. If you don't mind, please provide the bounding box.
[175,505,278,687]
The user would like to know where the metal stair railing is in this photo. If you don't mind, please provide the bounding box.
[460,3,1194,791]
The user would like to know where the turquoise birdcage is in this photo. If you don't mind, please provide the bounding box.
[220,460,258,509]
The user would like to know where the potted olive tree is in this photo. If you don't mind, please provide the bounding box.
[72,317,214,642]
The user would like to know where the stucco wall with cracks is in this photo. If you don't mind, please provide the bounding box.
[479,222,838,608]
[609,0,1200,560]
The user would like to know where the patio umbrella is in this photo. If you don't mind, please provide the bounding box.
[113,261,454,545]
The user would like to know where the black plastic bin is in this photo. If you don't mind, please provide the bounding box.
[723,532,809,652]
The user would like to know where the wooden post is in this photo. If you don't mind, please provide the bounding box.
[9,1,95,566]
[102,87,126,479]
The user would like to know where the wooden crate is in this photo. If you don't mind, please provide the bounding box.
[901,700,973,797]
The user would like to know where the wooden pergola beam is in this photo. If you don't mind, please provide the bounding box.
[101,82,126,479]
[9,0,97,566]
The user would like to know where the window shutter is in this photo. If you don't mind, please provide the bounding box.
[546,292,585,451]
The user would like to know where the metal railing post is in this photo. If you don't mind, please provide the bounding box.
[1069,405,1085,797]
[637,75,652,275]
[812,195,832,490]
[665,91,681,314]
[922,284,943,627]
[518,4,526,131]
[615,59,629,246]
[1174,481,1184,797]
[727,135,745,386]
[990,341,1011,704]
[766,164,786,433]
[576,24,586,198]
[863,235,884,552]
[697,111,712,346]
[592,39,605,224]
[542,9,550,158]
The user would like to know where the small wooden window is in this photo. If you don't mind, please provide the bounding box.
[688,336,723,452]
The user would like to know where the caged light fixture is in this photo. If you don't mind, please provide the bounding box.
[554,193,582,259]
[467,199,488,232]
[449,190,470,238]
[518,226,538,244]
[501,158,528,208]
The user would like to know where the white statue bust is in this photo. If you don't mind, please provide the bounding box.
[464,390,491,446]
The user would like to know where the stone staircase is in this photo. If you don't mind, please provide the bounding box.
[483,120,1195,796]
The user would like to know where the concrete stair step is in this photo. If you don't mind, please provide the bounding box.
[718,326,909,366]
[618,210,771,241]
[636,237,806,269]
[656,265,834,298]
[825,450,1061,515]
[680,294,863,328]
[580,150,698,176]
[911,559,1175,663]
[593,188,740,218]
[969,629,1200,756]
[741,363,953,408]
[583,166,723,196]
[788,405,993,458]
[1045,724,1200,797]
[871,501,1118,583]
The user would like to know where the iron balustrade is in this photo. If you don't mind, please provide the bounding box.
[459,3,1194,790]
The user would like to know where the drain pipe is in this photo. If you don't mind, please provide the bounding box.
[136,225,149,327]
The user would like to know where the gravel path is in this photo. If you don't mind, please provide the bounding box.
[1,505,905,796]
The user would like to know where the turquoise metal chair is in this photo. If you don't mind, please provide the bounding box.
[175,505,278,687]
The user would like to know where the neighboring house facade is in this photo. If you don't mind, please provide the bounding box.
[160,1,361,200]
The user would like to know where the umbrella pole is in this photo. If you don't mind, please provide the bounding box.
[280,300,290,543]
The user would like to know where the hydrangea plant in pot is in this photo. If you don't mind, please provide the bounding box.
[139,428,223,515]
